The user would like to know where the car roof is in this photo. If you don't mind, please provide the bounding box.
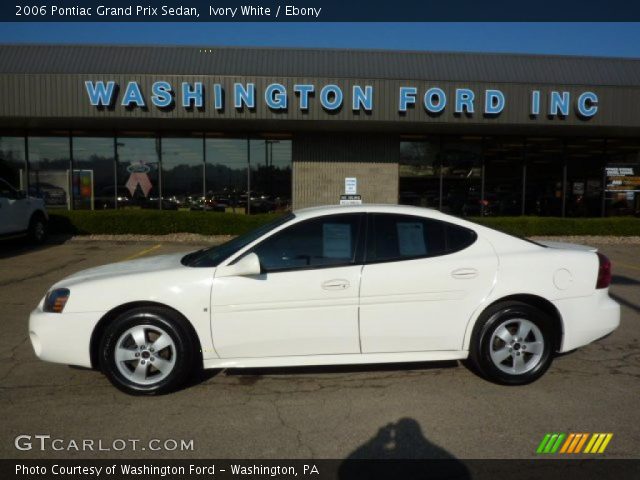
[294,203,439,218]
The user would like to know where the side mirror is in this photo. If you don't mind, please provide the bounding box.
[216,252,262,278]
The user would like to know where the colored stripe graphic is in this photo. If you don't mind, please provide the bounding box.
[537,433,566,454]
[584,433,614,454]
[537,433,613,454]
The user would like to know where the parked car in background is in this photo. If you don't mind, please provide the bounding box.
[29,204,619,395]
[28,182,67,207]
[94,186,131,209]
[0,178,48,243]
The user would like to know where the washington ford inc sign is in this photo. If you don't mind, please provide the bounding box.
[84,81,599,118]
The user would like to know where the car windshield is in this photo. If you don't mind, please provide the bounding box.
[181,213,295,267]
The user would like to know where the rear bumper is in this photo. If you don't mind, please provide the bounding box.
[29,308,102,368]
[553,290,621,353]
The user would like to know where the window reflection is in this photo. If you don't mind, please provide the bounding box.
[605,139,640,216]
[525,138,564,216]
[116,137,160,209]
[484,137,524,216]
[0,136,25,190]
[73,137,115,210]
[205,138,248,212]
[440,137,482,216]
[250,139,292,213]
[162,137,203,210]
[399,140,441,209]
[28,137,70,209]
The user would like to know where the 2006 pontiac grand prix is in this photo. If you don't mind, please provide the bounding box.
[29,205,620,395]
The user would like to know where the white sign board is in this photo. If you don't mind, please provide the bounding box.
[345,177,357,195]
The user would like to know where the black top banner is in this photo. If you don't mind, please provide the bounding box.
[3,0,640,22]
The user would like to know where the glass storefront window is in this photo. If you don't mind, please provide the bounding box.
[162,137,204,210]
[205,138,248,213]
[604,138,640,216]
[483,137,524,216]
[566,139,605,217]
[441,137,482,216]
[116,137,160,209]
[250,139,292,213]
[399,140,441,209]
[525,138,564,216]
[28,136,70,209]
[72,137,115,210]
[0,136,25,190]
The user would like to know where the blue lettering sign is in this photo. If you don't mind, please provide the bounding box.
[399,87,417,112]
[423,87,446,113]
[121,81,145,108]
[294,84,314,110]
[352,85,373,111]
[320,85,343,110]
[577,91,598,117]
[484,90,505,115]
[85,81,115,106]
[550,91,570,116]
[531,90,540,116]
[151,81,173,108]
[265,83,287,110]
[182,82,203,108]
[455,89,475,114]
[234,83,255,109]
[213,84,224,110]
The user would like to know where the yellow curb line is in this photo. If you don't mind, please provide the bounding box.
[122,244,162,261]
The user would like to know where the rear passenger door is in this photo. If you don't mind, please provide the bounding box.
[359,213,498,353]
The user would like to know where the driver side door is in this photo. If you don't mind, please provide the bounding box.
[211,213,365,359]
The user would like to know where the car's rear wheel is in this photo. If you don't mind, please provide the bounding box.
[98,307,195,395]
[470,301,554,385]
[27,213,47,244]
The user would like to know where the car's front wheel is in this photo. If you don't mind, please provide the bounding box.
[98,307,196,395]
[27,213,47,244]
[470,301,554,385]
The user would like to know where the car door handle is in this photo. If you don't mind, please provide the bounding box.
[322,279,350,290]
[451,268,478,279]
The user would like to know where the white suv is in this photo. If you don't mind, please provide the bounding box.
[0,178,48,243]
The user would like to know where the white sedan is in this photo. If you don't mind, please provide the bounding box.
[29,205,620,394]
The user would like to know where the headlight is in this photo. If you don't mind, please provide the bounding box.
[43,288,70,313]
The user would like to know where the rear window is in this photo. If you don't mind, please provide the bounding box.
[366,214,477,263]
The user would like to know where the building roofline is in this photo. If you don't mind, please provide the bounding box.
[0,42,638,62]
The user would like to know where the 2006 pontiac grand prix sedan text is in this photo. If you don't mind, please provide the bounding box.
[29,205,620,395]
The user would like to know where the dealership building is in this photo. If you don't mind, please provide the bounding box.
[0,44,639,216]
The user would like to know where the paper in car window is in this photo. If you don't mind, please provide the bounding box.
[323,223,352,259]
[397,222,426,256]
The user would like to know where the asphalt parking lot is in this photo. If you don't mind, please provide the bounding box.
[0,238,638,460]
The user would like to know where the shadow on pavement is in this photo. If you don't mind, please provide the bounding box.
[611,274,640,286]
[610,293,640,314]
[338,418,471,479]
[223,361,459,383]
[0,234,71,259]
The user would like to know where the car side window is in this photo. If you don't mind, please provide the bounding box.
[0,180,17,199]
[249,213,364,272]
[366,213,477,263]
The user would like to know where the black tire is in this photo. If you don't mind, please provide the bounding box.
[98,307,196,395]
[469,301,555,385]
[27,213,47,244]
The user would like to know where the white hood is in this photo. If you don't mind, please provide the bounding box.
[55,253,189,288]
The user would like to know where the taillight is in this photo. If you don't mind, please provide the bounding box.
[596,253,612,289]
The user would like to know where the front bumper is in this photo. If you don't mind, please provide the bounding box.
[29,308,103,368]
[554,289,621,353]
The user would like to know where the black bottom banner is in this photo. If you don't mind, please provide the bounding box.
[3,459,640,480]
